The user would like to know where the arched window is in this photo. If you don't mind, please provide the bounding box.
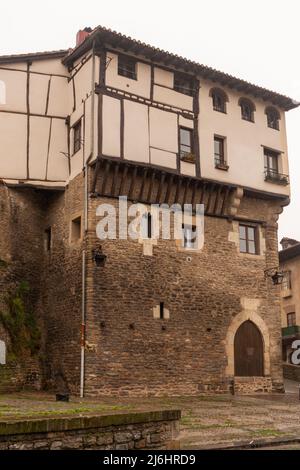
[0,80,6,105]
[265,106,280,130]
[209,87,228,113]
[239,97,255,122]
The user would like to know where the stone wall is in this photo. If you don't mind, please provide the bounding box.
[0,410,180,450]
[82,182,284,396]
[0,183,44,391]
[283,363,300,382]
[233,377,272,395]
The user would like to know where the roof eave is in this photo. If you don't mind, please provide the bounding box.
[62,27,299,111]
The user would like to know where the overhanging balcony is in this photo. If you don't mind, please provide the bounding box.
[265,169,289,185]
[282,325,300,338]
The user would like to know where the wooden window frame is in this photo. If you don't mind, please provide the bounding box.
[239,223,259,255]
[73,119,82,155]
[239,98,255,123]
[266,106,280,131]
[118,54,137,80]
[214,135,229,170]
[179,126,195,162]
[287,312,296,327]
[211,89,227,113]
[174,73,195,97]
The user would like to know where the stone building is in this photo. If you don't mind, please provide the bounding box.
[279,238,300,365]
[0,26,298,396]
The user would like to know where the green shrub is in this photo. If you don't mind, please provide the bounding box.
[0,281,41,357]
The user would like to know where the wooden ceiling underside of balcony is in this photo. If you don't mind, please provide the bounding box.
[91,156,236,217]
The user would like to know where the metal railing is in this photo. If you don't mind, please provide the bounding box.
[214,157,229,170]
[264,169,289,185]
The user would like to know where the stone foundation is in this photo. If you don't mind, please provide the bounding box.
[283,363,300,382]
[233,376,272,394]
[0,410,180,450]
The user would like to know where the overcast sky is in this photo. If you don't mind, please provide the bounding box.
[1,0,299,242]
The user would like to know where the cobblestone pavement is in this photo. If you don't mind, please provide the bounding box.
[0,380,300,449]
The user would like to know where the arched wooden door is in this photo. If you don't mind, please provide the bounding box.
[234,321,264,376]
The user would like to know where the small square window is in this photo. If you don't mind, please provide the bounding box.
[71,216,82,243]
[73,120,82,154]
[287,312,296,327]
[239,224,258,255]
[118,55,137,80]
[174,73,194,96]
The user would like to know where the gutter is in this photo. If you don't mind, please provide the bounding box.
[80,39,96,399]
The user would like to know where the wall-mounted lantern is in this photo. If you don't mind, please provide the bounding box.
[92,246,107,267]
[264,267,284,285]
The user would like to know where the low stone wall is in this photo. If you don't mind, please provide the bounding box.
[233,377,272,394]
[283,363,300,382]
[0,410,180,450]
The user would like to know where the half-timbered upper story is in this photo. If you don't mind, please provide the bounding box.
[0,26,298,198]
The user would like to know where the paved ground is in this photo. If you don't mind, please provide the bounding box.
[0,380,300,449]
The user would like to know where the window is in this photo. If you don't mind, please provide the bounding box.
[44,227,52,251]
[264,148,279,176]
[179,127,194,161]
[239,224,258,255]
[182,225,196,249]
[282,271,292,291]
[118,55,137,80]
[266,106,280,130]
[160,302,164,320]
[73,120,82,154]
[174,73,194,96]
[210,87,228,113]
[214,136,228,169]
[239,98,255,122]
[287,313,296,327]
[71,216,82,243]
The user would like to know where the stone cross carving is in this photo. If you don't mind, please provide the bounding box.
[0,340,6,365]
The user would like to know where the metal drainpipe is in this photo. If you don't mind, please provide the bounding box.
[80,40,96,398]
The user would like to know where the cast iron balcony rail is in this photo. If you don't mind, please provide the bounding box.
[264,168,289,185]
[215,157,229,171]
[282,325,300,337]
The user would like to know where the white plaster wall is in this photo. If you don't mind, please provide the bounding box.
[47,118,69,181]
[0,113,27,178]
[150,148,177,169]
[30,58,68,76]
[106,52,151,99]
[29,73,49,115]
[103,95,121,157]
[124,101,149,162]
[154,67,173,88]
[153,85,193,111]
[47,75,69,117]
[29,116,51,179]
[149,108,178,153]
[0,68,27,112]
[199,79,290,196]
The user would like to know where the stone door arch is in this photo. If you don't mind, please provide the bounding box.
[234,320,264,376]
[225,309,270,377]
